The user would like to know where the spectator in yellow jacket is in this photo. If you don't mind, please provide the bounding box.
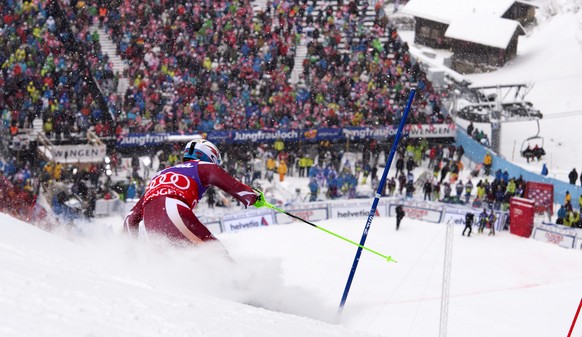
[278,160,288,182]
[266,156,277,171]
[53,162,63,181]
[483,152,493,175]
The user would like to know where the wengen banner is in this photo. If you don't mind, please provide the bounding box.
[40,144,107,164]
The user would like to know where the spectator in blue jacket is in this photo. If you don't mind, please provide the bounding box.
[556,205,567,225]
[308,177,319,202]
[541,163,548,176]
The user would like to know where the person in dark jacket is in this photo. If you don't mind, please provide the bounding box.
[568,168,578,185]
[467,122,474,137]
[395,156,405,177]
[463,212,474,237]
[423,180,432,201]
[395,204,405,230]
[478,208,488,234]
[456,145,465,162]
[406,156,416,175]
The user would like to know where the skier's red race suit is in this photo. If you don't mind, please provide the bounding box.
[124,160,258,244]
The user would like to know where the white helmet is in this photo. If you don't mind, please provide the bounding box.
[183,139,222,165]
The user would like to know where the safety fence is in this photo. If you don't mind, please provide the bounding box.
[116,194,582,250]
[122,196,509,237]
[533,223,582,250]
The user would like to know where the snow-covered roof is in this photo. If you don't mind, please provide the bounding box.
[444,15,525,49]
[402,0,518,24]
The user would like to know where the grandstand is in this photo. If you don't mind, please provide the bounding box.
[5,0,578,229]
[2,0,450,139]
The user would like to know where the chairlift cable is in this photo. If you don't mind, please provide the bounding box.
[539,109,582,119]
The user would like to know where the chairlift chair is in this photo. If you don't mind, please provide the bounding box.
[520,119,545,160]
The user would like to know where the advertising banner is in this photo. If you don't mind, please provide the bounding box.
[275,204,329,224]
[525,181,554,214]
[205,124,457,144]
[443,207,507,231]
[198,216,222,236]
[330,200,388,219]
[442,210,471,226]
[532,223,578,249]
[116,132,203,147]
[510,197,535,238]
[221,209,276,233]
[388,203,443,223]
[117,133,170,148]
[46,144,107,163]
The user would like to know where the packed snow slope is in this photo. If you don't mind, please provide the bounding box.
[2,210,582,337]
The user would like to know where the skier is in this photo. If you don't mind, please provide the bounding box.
[463,212,474,237]
[124,139,264,246]
[395,204,405,230]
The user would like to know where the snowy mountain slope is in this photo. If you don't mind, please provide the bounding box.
[0,213,372,337]
[2,210,582,337]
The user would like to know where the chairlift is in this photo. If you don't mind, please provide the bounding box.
[520,119,545,160]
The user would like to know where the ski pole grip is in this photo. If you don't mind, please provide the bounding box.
[252,188,268,208]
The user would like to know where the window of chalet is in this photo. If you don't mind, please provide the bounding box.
[419,26,431,38]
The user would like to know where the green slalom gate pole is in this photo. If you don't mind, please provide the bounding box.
[259,201,397,263]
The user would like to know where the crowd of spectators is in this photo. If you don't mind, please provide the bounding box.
[465,121,490,147]
[2,0,452,142]
[1,0,118,141]
[556,194,582,228]
[300,0,446,128]
[1,0,564,231]
[102,0,301,133]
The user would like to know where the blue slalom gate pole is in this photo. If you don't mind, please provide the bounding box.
[338,88,416,312]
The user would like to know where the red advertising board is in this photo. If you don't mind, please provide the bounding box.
[509,197,535,238]
[524,181,554,215]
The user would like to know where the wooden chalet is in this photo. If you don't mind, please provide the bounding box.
[402,0,534,71]
[446,15,525,71]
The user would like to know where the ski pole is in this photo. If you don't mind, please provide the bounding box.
[256,198,396,263]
